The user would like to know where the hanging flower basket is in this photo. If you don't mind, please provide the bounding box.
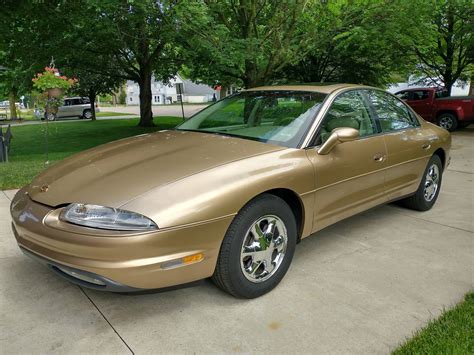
[32,66,77,117]
[47,88,65,98]
[32,67,77,93]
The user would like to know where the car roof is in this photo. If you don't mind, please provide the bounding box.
[244,83,372,95]
[64,96,86,100]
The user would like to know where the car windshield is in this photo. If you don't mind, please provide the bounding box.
[177,90,327,148]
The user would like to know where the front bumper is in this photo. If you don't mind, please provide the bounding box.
[10,190,233,291]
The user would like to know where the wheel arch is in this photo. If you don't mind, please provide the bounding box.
[256,188,305,243]
[436,110,457,119]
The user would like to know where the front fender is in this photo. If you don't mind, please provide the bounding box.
[121,149,315,234]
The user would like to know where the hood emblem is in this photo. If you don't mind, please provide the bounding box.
[40,185,49,193]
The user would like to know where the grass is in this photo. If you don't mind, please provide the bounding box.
[393,292,474,354]
[0,116,183,190]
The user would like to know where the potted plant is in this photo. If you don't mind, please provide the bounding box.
[32,66,77,119]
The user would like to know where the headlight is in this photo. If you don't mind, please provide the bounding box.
[60,203,158,231]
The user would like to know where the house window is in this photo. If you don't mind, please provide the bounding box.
[129,97,132,102]
[154,95,160,103]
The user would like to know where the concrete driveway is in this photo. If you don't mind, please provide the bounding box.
[0,128,472,354]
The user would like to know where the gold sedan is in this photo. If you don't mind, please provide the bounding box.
[10,84,451,298]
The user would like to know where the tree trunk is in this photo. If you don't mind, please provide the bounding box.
[137,71,154,127]
[88,90,97,121]
[444,80,454,97]
[8,90,17,120]
[469,75,474,96]
[220,85,228,99]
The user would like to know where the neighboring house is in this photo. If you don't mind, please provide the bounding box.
[126,74,218,105]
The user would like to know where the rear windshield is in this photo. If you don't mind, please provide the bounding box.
[177,90,327,148]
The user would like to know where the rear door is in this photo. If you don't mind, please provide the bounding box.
[366,90,432,201]
[70,98,84,117]
[306,90,388,232]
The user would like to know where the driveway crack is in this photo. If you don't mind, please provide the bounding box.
[78,286,134,354]
[2,190,11,201]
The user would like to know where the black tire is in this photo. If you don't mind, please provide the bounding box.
[400,155,443,211]
[82,109,92,119]
[212,194,297,298]
[436,113,458,131]
[45,112,56,121]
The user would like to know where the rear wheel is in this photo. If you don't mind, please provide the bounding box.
[437,113,458,131]
[400,155,443,211]
[212,194,297,298]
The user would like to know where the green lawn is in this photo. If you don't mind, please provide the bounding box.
[0,116,183,190]
[393,292,474,354]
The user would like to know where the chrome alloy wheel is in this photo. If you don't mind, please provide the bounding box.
[240,215,288,283]
[438,116,453,130]
[423,164,440,202]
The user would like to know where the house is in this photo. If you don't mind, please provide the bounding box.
[126,74,218,105]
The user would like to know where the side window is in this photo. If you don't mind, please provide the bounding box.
[396,91,410,100]
[367,91,419,132]
[411,90,429,100]
[316,90,376,144]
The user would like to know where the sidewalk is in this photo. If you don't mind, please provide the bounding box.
[0,129,472,353]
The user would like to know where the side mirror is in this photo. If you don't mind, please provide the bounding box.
[317,127,359,155]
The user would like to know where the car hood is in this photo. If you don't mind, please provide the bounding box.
[27,130,284,207]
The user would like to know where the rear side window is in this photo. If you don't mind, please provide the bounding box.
[367,91,419,132]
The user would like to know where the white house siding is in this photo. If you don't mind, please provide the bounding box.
[126,75,217,105]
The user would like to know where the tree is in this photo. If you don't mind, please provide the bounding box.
[67,70,122,121]
[1,1,194,127]
[69,0,192,126]
[280,0,426,87]
[185,0,309,89]
[412,0,474,95]
[0,2,52,119]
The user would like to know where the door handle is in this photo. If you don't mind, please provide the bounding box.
[373,153,386,162]
[422,143,431,150]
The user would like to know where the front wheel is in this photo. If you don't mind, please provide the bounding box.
[400,155,443,211]
[45,112,56,121]
[212,194,297,298]
[437,113,458,131]
[82,109,93,119]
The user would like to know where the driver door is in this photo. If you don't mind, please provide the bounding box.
[305,90,388,232]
